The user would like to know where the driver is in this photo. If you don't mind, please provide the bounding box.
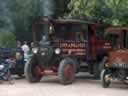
[49,24,57,40]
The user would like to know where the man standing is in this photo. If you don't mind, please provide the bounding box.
[21,41,30,62]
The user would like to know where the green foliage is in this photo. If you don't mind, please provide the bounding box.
[0,0,71,45]
[9,0,38,41]
[0,32,16,47]
[56,0,70,17]
[2,0,128,44]
[68,0,128,26]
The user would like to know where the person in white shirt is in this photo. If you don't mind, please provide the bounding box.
[21,41,30,54]
[21,41,30,62]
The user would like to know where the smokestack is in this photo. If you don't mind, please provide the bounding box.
[39,0,55,44]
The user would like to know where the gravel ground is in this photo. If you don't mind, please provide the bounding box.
[0,73,128,96]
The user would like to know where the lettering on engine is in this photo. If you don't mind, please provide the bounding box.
[59,42,87,56]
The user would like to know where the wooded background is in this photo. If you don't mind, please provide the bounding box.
[0,0,127,47]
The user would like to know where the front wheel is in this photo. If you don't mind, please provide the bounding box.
[94,57,107,79]
[101,69,111,88]
[24,57,42,82]
[58,58,76,85]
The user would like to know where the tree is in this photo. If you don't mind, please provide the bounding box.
[0,32,16,47]
[68,0,128,26]
[9,0,39,42]
[0,0,14,33]
[55,0,70,17]
[9,0,70,41]
[0,0,71,43]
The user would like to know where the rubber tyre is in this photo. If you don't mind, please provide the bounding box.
[93,57,106,79]
[58,58,76,85]
[101,69,111,88]
[24,56,41,82]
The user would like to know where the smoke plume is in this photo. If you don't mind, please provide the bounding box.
[39,0,55,17]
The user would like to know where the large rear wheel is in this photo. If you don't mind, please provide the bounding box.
[58,58,76,85]
[25,57,42,82]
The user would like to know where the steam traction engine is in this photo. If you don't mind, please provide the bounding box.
[25,17,112,84]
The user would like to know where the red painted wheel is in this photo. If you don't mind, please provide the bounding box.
[58,58,76,84]
[25,56,42,82]
[64,64,75,81]
[34,66,42,77]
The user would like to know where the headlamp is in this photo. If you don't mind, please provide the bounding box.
[32,48,38,54]
[0,65,4,70]
[55,48,61,54]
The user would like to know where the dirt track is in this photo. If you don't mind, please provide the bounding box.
[0,73,128,96]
